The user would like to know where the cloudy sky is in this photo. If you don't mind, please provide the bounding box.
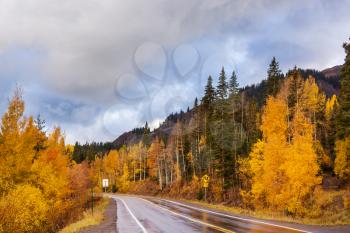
[0,0,349,144]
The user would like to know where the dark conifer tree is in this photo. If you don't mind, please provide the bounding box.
[142,121,151,146]
[336,39,350,139]
[288,67,304,110]
[266,57,283,97]
[202,75,215,107]
[200,76,216,175]
[229,70,239,96]
[33,114,47,158]
[213,68,235,192]
[194,97,198,108]
[216,67,228,100]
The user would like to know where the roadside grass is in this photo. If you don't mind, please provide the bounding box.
[59,197,110,233]
[178,199,350,226]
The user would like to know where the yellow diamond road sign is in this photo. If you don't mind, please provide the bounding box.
[202,174,210,188]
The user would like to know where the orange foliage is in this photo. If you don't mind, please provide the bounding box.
[0,89,91,232]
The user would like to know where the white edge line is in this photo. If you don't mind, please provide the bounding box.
[160,199,312,233]
[115,197,148,233]
[140,198,233,233]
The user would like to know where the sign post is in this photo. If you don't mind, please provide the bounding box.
[91,186,94,216]
[201,174,210,201]
[102,179,109,193]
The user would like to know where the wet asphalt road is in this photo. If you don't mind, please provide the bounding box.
[111,195,312,233]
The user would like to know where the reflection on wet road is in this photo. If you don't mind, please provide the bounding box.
[112,195,310,233]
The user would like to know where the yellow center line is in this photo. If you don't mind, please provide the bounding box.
[140,198,235,233]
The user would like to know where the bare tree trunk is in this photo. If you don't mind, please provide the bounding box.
[163,152,168,186]
[240,93,244,142]
[139,149,142,181]
[314,110,317,141]
[176,138,180,182]
[144,157,146,180]
[286,96,291,144]
[170,166,173,184]
[158,159,162,190]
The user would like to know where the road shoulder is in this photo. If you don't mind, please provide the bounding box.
[170,198,350,233]
[78,198,117,233]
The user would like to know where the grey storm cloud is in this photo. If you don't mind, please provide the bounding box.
[0,0,349,143]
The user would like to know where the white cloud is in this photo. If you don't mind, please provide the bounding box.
[0,0,349,143]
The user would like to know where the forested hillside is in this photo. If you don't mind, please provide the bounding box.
[69,40,350,221]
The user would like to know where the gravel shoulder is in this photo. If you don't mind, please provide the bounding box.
[78,198,117,233]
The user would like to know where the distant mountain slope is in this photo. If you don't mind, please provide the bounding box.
[112,65,342,148]
[322,65,342,78]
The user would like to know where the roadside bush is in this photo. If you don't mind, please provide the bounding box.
[0,184,48,233]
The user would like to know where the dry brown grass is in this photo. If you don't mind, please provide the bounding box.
[181,198,350,225]
[59,197,109,233]
[125,179,350,225]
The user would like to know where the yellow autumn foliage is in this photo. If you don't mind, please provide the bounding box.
[334,137,350,181]
[325,95,337,121]
[0,89,92,232]
[282,111,321,216]
[247,95,321,216]
[118,163,130,192]
[0,184,48,233]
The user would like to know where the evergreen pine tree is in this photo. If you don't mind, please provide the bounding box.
[266,57,283,97]
[202,76,215,108]
[194,97,198,108]
[142,121,151,146]
[201,76,216,176]
[216,67,228,100]
[229,70,239,96]
[336,39,350,139]
[288,67,304,110]
[213,68,235,191]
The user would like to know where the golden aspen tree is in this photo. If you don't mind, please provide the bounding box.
[282,110,321,215]
[300,76,325,140]
[334,137,350,181]
[129,144,142,182]
[0,89,29,193]
[325,95,337,121]
[89,156,103,190]
[119,163,130,192]
[246,140,265,207]
[147,138,166,189]
[249,97,288,208]
[103,150,119,188]
[247,87,322,215]
[147,138,160,178]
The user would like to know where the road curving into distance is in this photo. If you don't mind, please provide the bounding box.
[108,194,337,233]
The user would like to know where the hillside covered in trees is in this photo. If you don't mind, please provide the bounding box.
[70,39,350,221]
[2,39,348,232]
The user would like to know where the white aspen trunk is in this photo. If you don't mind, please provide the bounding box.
[133,165,135,182]
[314,110,317,141]
[176,125,181,182]
[144,156,147,179]
[241,93,244,142]
[139,150,142,181]
[158,160,162,190]
[163,152,168,186]
[170,166,173,184]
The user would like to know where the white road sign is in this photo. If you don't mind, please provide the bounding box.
[102,179,109,188]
